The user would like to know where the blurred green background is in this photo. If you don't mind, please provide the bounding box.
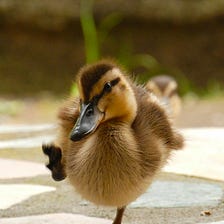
[0,0,224,97]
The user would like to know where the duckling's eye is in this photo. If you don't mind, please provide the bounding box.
[104,82,112,93]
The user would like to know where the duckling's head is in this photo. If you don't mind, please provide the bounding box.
[146,75,181,118]
[146,75,178,100]
[70,60,137,141]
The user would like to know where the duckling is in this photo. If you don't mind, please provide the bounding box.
[146,75,182,119]
[42,60,184,224]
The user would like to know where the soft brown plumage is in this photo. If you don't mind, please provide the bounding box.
[43,60,184,224]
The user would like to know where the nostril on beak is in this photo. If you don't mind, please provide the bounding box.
[86,108,94,117]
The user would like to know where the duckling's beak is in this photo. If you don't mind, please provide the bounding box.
[70,102,104,141]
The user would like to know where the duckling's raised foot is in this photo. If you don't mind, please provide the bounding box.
[42,144,66,181]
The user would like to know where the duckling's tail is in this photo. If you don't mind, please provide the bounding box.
[169,131,184,150]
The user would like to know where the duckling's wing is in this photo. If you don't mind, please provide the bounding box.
[55,97,80,154]
[131,85,183,178]
[57,97,80,130]
[132,85,183,151]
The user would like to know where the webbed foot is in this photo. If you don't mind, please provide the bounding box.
[42,144,66,181]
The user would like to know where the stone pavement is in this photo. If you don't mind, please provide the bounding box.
[0,184,55,210]
[164,128,224,181]
[0,124,224,224]
[0,159,48,179]
[0,214,112,224]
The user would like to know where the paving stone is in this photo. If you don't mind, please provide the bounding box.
[0,213,111,224]
[0,184,55,209]
[0,124,55,134]
[211,222,224,224]
[164,128,224,181]
[0,159,49,179]
[130,180,223,208]
[0,135,54,149]
[200,221,224,224]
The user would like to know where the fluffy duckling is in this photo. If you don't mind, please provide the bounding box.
[43,60,184,224]
[146,75,182,119]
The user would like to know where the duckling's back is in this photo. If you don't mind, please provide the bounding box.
[132,84,184,176]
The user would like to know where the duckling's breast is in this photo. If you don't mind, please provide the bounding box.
[66,123,154,207]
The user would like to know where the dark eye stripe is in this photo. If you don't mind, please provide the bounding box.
[111,77,120,87]
[88,77,121,105]
[102,77,120,95]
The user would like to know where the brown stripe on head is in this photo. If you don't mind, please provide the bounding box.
[77,60,116,102]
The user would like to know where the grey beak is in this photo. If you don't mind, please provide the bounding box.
[70,102,103,141]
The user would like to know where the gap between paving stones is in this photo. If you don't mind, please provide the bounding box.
[0,135,55,149]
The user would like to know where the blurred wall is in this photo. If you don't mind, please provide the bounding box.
[0,0,224,96]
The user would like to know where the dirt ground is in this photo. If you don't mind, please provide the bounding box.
[1,95,224,128]
[175,96,224,128]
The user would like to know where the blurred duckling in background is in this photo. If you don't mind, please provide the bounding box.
[43,60,184,224]
[146,75,182,119]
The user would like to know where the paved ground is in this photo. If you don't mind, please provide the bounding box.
[0,124,224,224]
[0,97,224,223]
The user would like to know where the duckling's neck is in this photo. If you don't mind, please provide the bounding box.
[109,85,137,125]
[123,81,138,123]
[121,91,137,124]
